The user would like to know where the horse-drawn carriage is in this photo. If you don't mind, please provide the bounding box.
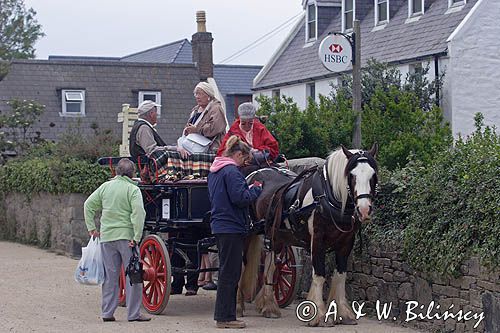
[97,155,302,315]
[98,104,379,324]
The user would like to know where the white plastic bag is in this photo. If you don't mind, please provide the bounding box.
[74,237,105,285]
[178,133,212,154]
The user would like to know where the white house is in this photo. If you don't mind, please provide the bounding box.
[253,0,500,137]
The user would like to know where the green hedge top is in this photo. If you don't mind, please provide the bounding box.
[0,157,110,196]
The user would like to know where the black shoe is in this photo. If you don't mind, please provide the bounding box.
[185,289,197,296]
[202,281,217,290]
[128,315,151,322]
[103,316,115,322]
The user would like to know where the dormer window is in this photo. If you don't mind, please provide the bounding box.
[449,0,466,7]
[375,0,389,25]
[306,3,317,41]
[343,0,354,31]
[409,0,424,16]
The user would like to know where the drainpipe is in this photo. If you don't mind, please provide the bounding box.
[434,55,440,107]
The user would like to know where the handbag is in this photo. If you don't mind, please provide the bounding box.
[180,133,212,154]
[125,246,143,285]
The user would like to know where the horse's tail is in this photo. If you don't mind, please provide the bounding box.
[240,234,263,301]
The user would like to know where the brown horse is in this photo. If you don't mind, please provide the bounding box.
[238,144,378,326]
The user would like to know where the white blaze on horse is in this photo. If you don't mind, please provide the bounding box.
[238,144,378,326]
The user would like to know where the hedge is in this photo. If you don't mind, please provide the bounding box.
[368,121,500,276]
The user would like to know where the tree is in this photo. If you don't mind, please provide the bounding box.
[0,0,44,78]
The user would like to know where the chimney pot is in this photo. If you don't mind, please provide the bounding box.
[196,11,206,32]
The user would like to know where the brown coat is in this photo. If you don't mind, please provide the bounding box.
[185,100,227,152]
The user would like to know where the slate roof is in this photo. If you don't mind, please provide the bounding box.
[254,0,478,89]
[213,65,263,96]
[121,39,192,63]
[47,39,262,96]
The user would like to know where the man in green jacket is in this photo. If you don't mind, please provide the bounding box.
[84,158,150,322]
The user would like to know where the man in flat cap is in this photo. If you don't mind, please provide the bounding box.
[129,100,170,159]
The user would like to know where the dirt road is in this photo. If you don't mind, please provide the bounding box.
[0,241,422,333]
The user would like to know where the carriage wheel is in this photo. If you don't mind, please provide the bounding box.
[118,266,126,306]
[140,234,171,314]
[273,246,301,308]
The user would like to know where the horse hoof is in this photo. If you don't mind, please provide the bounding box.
[262,309,281,318]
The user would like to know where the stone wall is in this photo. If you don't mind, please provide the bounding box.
[298,244,500,333]
[0,193,91,257]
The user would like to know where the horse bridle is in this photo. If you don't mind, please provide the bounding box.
[345,151,378,204]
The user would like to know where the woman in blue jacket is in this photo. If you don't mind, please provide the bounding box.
[208,135,262,329]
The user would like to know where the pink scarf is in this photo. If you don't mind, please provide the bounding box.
[210,156,238,172]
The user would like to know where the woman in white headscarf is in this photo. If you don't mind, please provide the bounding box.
[177,81,228,158]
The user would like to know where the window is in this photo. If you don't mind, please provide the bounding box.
[272,89,280,100]
[306,3,317,41]
[375,0,389,25]
[343,0,354,31]
[409,0,424,16]
[61,90,85,116]
[306,83,316,104]
[409,62,423,75]
[138,91,161,116]
[449,0,465,7]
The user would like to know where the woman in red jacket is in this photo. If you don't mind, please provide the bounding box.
[217,102,279,165]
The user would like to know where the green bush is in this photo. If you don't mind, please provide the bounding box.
[256,60,452,169]
[368,115,499,276]
[0,157,110,196]
[257,93,355,159]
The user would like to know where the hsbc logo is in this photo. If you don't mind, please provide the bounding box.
[329,44,343,53]
[319,34,352,72]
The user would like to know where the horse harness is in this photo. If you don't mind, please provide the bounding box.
[266,152,377,249]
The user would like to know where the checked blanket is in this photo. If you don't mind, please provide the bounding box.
[147,149,215,182]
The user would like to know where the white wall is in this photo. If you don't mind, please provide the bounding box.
[448,0,500,137]
[280,83,308,109]
[316,77,338,99]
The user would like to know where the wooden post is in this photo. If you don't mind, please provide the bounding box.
[352,20,362,149]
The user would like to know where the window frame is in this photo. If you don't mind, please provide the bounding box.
[306,2,318,42]
[342,0,355,32]
[408,0,424,17]
[138,91,162,117]
[61,89,85,117]
[375,0,389,26]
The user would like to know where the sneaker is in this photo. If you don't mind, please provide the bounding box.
[202,281,217,290]
[102,316,115,322]
[216,320,246,329]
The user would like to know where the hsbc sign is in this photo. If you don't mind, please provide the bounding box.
[318,34,353,72]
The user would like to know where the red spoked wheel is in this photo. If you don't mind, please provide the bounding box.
[140,234,171,314]
[273,245,301,308]
[118,266,126,306]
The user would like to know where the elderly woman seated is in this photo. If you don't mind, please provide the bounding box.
[177,82,228,158]
[217,102,279,169]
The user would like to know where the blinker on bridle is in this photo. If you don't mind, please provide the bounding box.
[346,151,378,203]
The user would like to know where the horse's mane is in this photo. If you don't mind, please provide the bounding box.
[326,148,359,213]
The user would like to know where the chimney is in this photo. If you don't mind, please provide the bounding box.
[191,10,213,80]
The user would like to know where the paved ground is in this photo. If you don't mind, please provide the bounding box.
[0,241,423,333]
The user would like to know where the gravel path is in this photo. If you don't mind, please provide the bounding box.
[0,241,422,333]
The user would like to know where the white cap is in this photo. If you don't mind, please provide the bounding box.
[138,100,161,115]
